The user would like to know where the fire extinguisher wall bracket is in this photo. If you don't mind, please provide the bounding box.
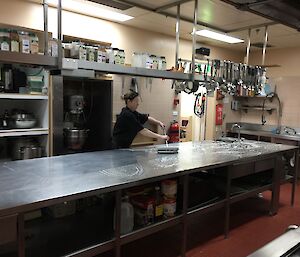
[216,103,223,125]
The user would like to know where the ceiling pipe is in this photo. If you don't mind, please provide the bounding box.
[175,5,181,69]
[262,25,268,66]
[191,0,198,82]
[43,0,49,55]
[57,0,62,69]
[245,28,251,65]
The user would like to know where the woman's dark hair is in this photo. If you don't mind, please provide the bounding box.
[124,91,139,103]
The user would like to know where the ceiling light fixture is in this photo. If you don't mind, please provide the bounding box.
[195,29,244,44]
[47,0,134,22]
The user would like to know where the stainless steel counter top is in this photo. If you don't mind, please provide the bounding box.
[0,141,296,216]
[229,129,300,142]
[247,227,300,257]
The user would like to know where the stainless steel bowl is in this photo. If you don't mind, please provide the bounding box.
[64,128,89,150]
[9,113,37,129]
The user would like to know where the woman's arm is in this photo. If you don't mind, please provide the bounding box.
[148,116,165,128]
[139,128,169,141]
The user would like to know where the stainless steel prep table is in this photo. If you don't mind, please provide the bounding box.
[0,141,298,257]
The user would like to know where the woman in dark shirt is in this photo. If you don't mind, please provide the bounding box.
[112,91,169,148]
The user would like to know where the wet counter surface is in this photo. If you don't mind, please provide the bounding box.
[0,141,297,216]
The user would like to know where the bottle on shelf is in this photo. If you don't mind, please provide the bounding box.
[114,195,134,235]
[154,186,163,221]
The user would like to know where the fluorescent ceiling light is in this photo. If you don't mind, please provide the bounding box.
[47,0,134,22]
[195,29,244,44]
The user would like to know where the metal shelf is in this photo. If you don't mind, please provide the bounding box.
[0,128,49,137]
[0,93,48,100]
[0,51,57,67]
[62,58,206,81]
[240,106,276,114]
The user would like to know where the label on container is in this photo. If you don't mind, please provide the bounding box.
[155,204,163,217]
[0,42,9,51]
[21,39,30,54]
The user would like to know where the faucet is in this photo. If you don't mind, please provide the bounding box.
[283,126,297,135]
[231,123,241,141]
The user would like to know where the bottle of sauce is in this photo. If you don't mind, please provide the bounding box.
[154,186,163,221]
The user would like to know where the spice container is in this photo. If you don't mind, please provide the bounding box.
[30,33,39,54]
[10,30,19,52]
[19,31,30,54]
[0,29,10,51]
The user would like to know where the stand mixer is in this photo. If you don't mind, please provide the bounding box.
[64,95,89,150]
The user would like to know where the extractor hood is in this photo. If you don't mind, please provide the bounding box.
[221,0,300,31]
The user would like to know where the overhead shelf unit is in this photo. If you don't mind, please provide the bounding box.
[0,93,48,100]
[0,50,57,67]
[0,128,49,138]
[61,58,204,81]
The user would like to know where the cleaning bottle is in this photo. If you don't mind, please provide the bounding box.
[114,195,134,235]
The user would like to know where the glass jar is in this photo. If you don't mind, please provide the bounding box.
[48,38,58,57]
[157,56,163,70]
[112,48,120,64]
[78,43,87,60]
[151,55,158,69]
[0,29,10,51]
[30,33,39,54]
[10,30,19,52]
[161,56,167,70]
[86,45,95,62]
[18,31,30,54]
[105,46,114,64]
[119,49,125,65]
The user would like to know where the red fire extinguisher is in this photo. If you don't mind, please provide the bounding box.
[216,103,223,125]
[168,120,180,143]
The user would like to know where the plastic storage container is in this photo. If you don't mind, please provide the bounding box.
[19,31,30,54]
[30,33,39,54]
[0,29,10,51]
[10,30,19,52]
[114,196,134,235]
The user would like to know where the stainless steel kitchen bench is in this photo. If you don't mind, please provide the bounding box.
[0,141,298,257]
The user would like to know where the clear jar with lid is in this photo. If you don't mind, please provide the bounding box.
[151,55,158,69]
[105,46,114,64]
[145,53,153,69]
[0,29,10,51]
[161,56,167,70]
[78,43,87,60]
[86,45,96,62]
[18,31,30,54]
[30,33,39,54]
[10,30,19,52]
[119,49,125,65]
[112,48,120,64]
